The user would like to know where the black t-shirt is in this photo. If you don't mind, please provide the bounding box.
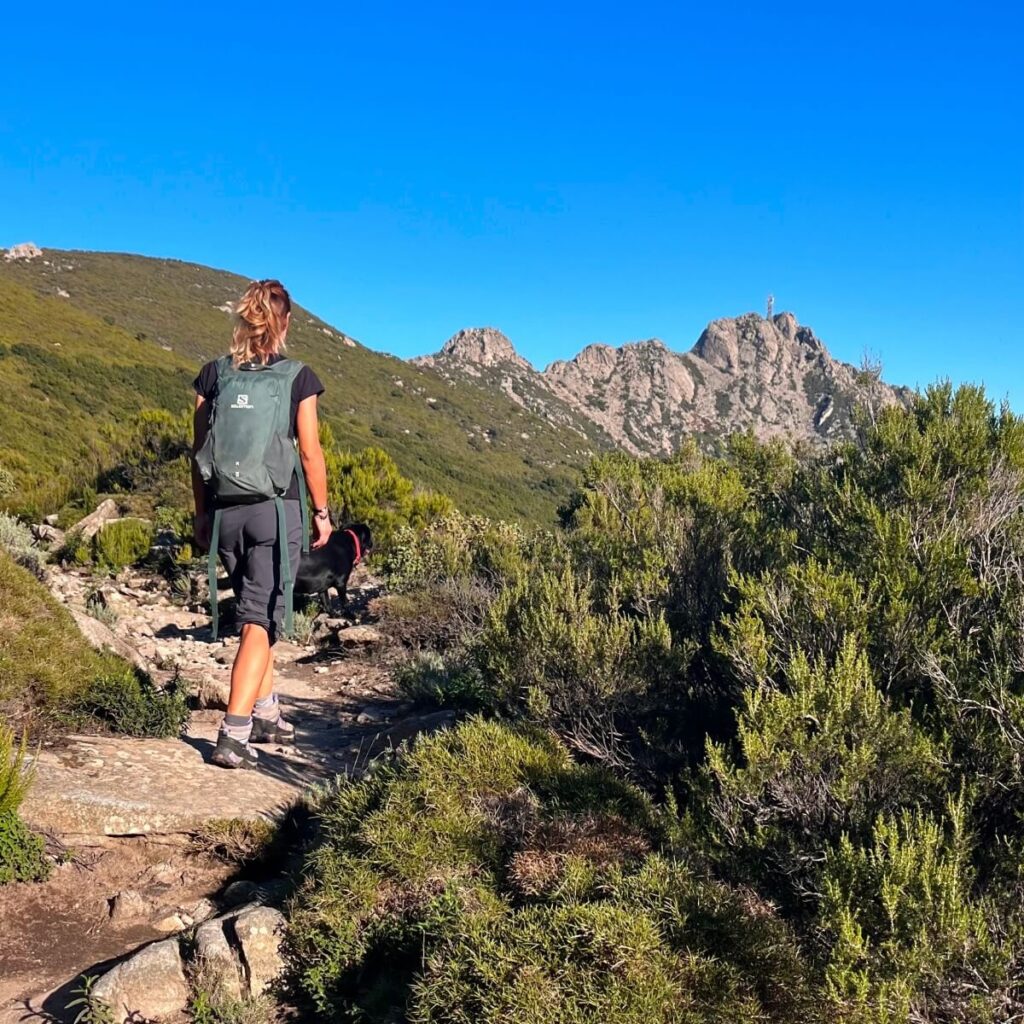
[193,354,324,502]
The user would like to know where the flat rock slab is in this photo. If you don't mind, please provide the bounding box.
[21,734,303,836]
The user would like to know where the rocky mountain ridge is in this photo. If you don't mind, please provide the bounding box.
[416,312,905,455]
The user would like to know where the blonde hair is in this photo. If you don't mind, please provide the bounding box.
[231,279,292,365]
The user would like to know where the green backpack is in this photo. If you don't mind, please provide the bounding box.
[194,356,310,639]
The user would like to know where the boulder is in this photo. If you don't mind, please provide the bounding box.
[91,937,188,1022]
[232,905,287,996]
[194,916,244,1001]
[69,498,120,541]
[68,606,152,674]
[312,619,384,649]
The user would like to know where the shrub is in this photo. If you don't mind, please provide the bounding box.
[69,668,188,738]
[394,651,488,710]
[822,798,1021,1022]
[0,510,43,575]
[0,464,15,499]
[0,550,121,716]
[289,606,318,646]
[322,430,455,550]
[703,638,946,909]
[0,724,50,884]
[476,564,674,768]
[92,517,153,570]
[289,719,815,1023]
[0,809,49,884]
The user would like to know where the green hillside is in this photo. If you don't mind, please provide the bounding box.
[0,249,603,521]
[0,276,196,512]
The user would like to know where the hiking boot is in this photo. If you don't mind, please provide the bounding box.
[250,715,295,745]
[211,731,259,769]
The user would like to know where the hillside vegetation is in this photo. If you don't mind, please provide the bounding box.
[292,383,1024,1022]
[0,277,195,514]
[0,249,599,521]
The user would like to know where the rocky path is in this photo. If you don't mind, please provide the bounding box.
[1,561,445,1022]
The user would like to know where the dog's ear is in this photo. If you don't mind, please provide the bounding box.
[358,523,374,550]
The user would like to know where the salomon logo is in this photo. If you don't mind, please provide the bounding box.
[230,394,252,409]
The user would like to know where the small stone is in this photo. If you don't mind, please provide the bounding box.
[184,897,218,924]
[151,908,190,933]
[356,707,389,726]
[222,880,258,907]
[214,651,233,665]
[339,624,384,648]
[109,889,148,921]
[314,666,330,675]
[196,675,231,710]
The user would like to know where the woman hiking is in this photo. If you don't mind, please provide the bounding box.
[191,279,332,769]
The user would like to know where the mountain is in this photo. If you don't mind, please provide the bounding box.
[416,313,906,456]
[0,246,601,522]
[0,243,905,525]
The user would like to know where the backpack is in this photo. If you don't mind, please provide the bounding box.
[194,356,310,639]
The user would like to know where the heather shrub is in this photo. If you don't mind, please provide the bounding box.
[0,724,49,884]
[289,719,816,1023]
[322,428,454,549]
[476,565,675,767]
[822,799,1021,1022]
[69,667,188,738]
[0,510,44,575]
[91,517,153,570]
[703,638,946,909]
[292,381,1024,1020]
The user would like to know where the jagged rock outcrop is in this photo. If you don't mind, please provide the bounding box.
[416,312,904,455]
[3,241,42,261]
[419,327,533,377]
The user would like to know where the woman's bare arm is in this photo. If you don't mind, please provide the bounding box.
[296,394,332,548]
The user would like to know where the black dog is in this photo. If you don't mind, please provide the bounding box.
[294,522,373,611]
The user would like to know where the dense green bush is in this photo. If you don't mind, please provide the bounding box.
[0,809,49,884]
[0,724,50,884]
[355,383,1024,1021]
[289,719,815,1023]
[91,517,154,571]
[323,428,455,549]
[68,667,188,738]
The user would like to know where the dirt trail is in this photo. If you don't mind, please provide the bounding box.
[0,562,442,1022]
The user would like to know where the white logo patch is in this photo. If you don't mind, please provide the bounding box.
[230,394,252,409]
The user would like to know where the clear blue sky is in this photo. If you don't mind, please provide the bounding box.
[2,2,1021,401]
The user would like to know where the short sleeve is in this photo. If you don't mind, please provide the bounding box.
[294,365,325,404]
[193,360,219,400]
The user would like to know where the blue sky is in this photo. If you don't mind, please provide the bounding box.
[1,2,1021,401]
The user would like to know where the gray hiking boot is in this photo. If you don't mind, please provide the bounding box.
[250,715,295,745]
[211,731,259,769]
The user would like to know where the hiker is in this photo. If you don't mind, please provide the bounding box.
[191,279,332,769]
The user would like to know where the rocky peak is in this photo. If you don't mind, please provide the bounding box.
[412,311,901,458]
[438,327,530,370]
[3,241,43,262]
[692,311,824,374]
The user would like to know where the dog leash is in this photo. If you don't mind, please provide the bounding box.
[344,528,362,564]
